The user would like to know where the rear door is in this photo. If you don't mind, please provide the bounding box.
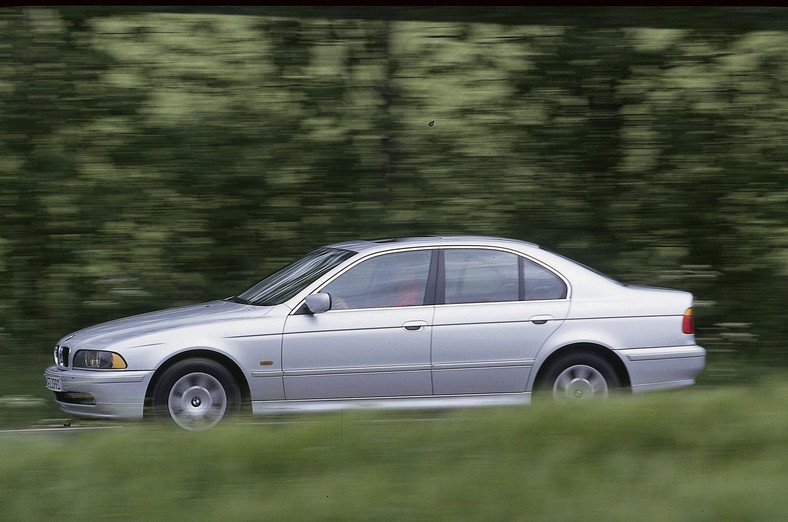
[431,248,570,395]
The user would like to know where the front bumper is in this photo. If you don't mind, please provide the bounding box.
[44,365,155,419]
[619,344,706,393]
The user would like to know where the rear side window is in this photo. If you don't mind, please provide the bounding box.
[522,258,567,300]
[441,248,567,304]
[444,249,519,304]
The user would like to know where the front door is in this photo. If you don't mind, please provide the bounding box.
[282,249,435,400]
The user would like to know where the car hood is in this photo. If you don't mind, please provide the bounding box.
[58,300,273,349]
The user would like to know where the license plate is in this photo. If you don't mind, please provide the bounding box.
[46,374,62,392]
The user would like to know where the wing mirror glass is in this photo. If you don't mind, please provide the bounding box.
[305,293,331,314]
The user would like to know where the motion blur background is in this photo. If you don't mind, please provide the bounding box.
[1,7,786,395]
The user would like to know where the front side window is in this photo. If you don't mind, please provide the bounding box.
[444,249,519,304]
[323,250,432,310]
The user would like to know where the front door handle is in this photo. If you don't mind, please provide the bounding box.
[530,314,554,325]
[403,320,428,331]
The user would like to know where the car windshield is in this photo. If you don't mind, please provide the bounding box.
[233,247,356,306]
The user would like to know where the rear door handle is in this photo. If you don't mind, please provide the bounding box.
[530,315,554,325]
[403,320,428,331]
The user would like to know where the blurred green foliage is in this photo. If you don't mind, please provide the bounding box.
[0,7,786,369]
[4,381,788,520]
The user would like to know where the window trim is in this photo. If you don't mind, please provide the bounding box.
[518,256,526,301]
[436,246,571,306]
[290,247,439,314]
[289,244,571,315]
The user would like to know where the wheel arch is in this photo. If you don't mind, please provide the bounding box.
[144,349,251,416]
[532,343,631,391]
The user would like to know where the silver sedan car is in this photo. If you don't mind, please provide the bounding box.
[45,236,705,429]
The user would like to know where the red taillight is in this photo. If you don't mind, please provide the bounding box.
[682,307,694,334]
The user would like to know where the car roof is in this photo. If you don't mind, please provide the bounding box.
[325,236,540,254]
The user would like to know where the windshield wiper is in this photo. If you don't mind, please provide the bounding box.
[225,295,252,305]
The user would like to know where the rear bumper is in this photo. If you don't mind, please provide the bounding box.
[618,345,706,393]
[44,365,154,419]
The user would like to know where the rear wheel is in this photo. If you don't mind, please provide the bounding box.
[537,351,621,402]
[153,358,240,430]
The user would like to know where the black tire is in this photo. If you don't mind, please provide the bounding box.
[536,351,621,402]
[152,358,241,430]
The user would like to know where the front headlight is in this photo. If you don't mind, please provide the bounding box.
[72,350,127,369]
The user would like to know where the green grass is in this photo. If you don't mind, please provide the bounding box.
[0,351,66,429]
[2,378,788,521]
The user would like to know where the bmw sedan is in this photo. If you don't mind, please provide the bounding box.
[45,236,705,430]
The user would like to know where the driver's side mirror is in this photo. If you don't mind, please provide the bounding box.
[305,292,332,314]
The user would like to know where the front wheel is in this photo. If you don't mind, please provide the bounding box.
[537,351,621,402]
[152,358,240,430]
